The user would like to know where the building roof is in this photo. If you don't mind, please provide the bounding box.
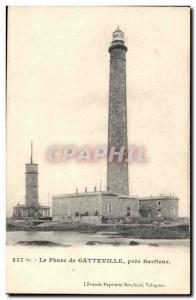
[52,192,179,201]
[13,204,50,209]
[52,191,118,198]
[139,196,179,201]
[53,191,137,200]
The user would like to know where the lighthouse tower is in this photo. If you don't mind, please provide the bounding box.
[107,27,129,195]
[13,142,50,218]
[25,141,39,207]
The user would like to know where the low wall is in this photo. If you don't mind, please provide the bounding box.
[52,215,102,224]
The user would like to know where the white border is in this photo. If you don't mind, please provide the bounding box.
[0,1,194,299]
[0,0,194,5]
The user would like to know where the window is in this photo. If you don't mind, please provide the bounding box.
[85,212,89,216]
[157,208,161,217]
[75,212,79,217]
[127,207,130,217]
[95,210,99,216]
[148,201,151,206]
[108,205,112,214]
[148,209,152,217]
[170,207,175,216]
[157,201,161,206]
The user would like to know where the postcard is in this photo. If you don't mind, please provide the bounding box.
[6,6,191,295]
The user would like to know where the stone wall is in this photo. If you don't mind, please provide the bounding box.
[53,215,102,223]
[52,193,139,221]
[52,193,102,220]
[101,194,139,218]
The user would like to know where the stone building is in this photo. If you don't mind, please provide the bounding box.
[52,190,179,223]
[139,196,179,219]
[52,28,179,223]
[13,142,50,219]
[53,191,139,223]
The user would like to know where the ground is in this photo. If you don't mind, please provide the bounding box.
[6,218,190,239]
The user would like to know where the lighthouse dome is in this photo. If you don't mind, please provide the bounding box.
[112,26,124,42]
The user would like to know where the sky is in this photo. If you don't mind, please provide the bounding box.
[7,6,190,217]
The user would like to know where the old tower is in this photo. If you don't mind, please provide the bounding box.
[13,142,50,218]
[107,27,129,195]
[25,141,39,208]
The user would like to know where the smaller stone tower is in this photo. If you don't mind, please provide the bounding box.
[25,141,39,207]
[13,142,50,219]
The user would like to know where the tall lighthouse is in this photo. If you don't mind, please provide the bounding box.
[107,27,129,195]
